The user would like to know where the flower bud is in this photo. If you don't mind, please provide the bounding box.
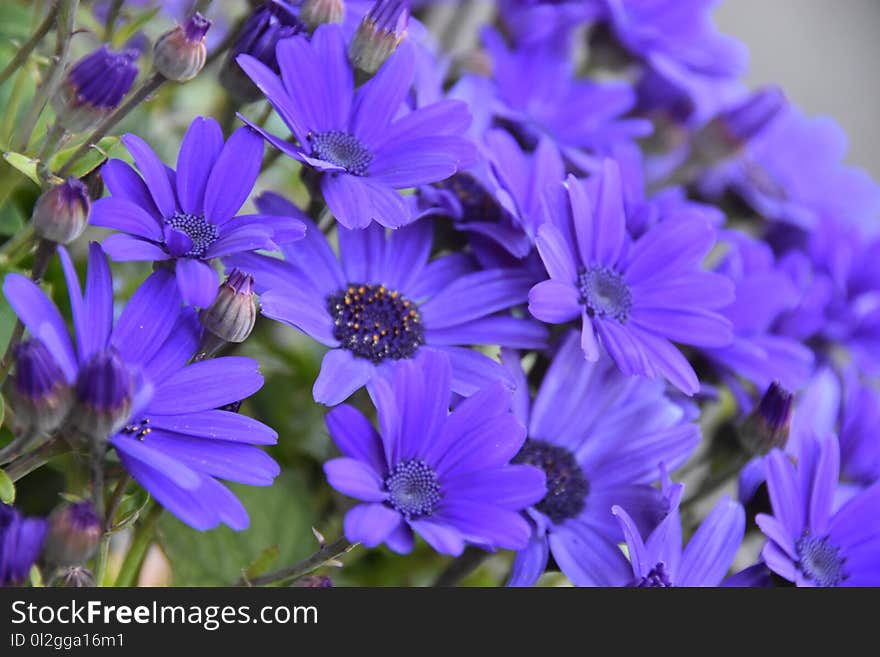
[199,269,257,343]
[740,382,794,456]
[69,349,133,441]
[4,340,72,436]
[292,575,333,587]
[31,178,91,245]
[348,0,409,75]
[300,0,345,29]
[153,12,212,82]
[56,566,96,587]
[43,501,102,567]
[221,1,305,103]
[0,504,47,586]
[52,46,139,132]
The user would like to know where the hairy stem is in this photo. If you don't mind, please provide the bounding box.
[0,1,60,87]
[113,502,163,587]
[239,537,355,587]
[4,437,68,482]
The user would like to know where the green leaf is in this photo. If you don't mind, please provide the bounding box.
[0,467,15,504]
[243,545,280,580]
[0,202,24,236]
[2,151,39,186]
[0,392,4,428]
[49,136,122,179]
[158,471,319,586]
[111,8,161,50]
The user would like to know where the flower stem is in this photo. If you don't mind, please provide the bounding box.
[113,502,163,587]
[679,451,749,514]
[433,546,489,587]
[17,0,79,152]
[0,1,60,88]
[57,72,166,178]
[102,0,124,42]
[239,537,355,587]
[4,437,68,482]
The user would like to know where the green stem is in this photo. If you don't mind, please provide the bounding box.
[0,225,35,265]
[57,72,166,178]
[17,0,79,152]
[239,537,355,587]
[0,1,60,88]
[113,502,162,587]
[4,438,68,482]
[94,532,111,587]
[679,451,749,514]
[433,546,489,587]
[102,0,124,42]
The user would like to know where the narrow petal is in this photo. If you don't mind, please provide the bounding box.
[766,448,805,538]
[204,225,275,258]
[203,126,264,225]
[148,356,263,414]
[343,503,400,547]
[175,258,219,308]
[326,404,387,473]
[81,242,114,360]
[410,518,465,556]
[322,174,408,229]
[176,116,224,215]
[260,288,337,346]
[677,498,745,586]
[102,158,160,217]
[528,280,581,323]
[612,505,647,579]
[443,466,546,510]
[351,40,416,148]
[548,521,631,586]
[122,133,178,218]
[420,268,535,329]
[312,349,375,406]
[324,457,386,501]
[236,54,307,143]
[90,198,163,240]
[102,233,169,262]
[593,159,626,266]
[536,223,577,281]
[147,410,277,445]
[111,269,181,366]
[508,530,550,587]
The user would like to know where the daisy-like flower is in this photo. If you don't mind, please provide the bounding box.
[323,350,546,555]
[3,244,280,531]
[528,159,734,394]
[91,116,306,307]
[506,331,700,586]
[0,504,47,586]
[226,194,547,406]
[235,23,475,229]
[756,434,880,586]
[613,471,745,587]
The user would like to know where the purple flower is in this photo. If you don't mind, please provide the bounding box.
[323,350,546,555]
[91,116,305,307]
[3,244,280,531]
[236,24,475,229]
[757,435,880,586]
[0,505,47,586]
[613,470,745,587]
[227,194,546,405]
[506,331,700,586]
[528,160,734,394]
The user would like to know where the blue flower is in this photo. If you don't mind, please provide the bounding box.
[91,116,306,307]
[613,470,745,587]
[528,160,734,394]
[236,23,475,229]
[0,504,47,586]
[506,331,700,586]
[757,434,880,586]
[226,193,547,405]
[323,350,546,555]
[3,244,280,531]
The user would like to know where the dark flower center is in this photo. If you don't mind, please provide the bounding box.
[384,459,441,520]
[165,212,219,258]
[577,265,632,322]
[308,131,373,176]
[434,173,511,224]
[513,439,589,523]
[635,562,673,587]
[795,533,847,587]
[327,283,425,363]
[121,417,152,440]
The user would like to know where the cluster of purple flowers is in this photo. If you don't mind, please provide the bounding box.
[2,0,879,587]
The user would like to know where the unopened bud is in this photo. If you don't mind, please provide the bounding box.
[52,46,139,132]
[153,13,211,82]
[348,0,409,75]
[43,501,102,567]
[300,0,345,29]
[56,566,96,587]
[32,178,90,245]
[69,349,133,441]
[199,269,257,343]
[4,340,72,436]
[740,381,794,456]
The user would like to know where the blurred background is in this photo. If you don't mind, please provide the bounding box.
[716,0,880,179]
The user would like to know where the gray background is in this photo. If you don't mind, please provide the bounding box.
[716,0,880,178]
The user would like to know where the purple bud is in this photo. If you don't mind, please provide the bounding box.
[741,382,794,456]
[43,501,102,567]
[52,46,139,132]
[292,575,333,587]
[154,12,212,82]
[0,504,47,586]
[56,566,96,587]
[70,349,133,440]
[300,0,345,29]
[199,269,257,343]
[4,340,72,436]
[31,178,91,245]
[349,0,410,75]
[222,1,305,103]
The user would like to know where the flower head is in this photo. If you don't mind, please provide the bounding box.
[529,160,734,394]
[348,0,410,75]
[32,178,91,245]
[226,193,547,405]
[0,504,46,586]
[757,435,880,586]
[236,24,475,229]
[506,332,700,586]
[43,502,102,567]
[5,339,72,436]
[3,244,280,531]
[92,116,305,307]
[154,12,211,82]
[324,350,546,555]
